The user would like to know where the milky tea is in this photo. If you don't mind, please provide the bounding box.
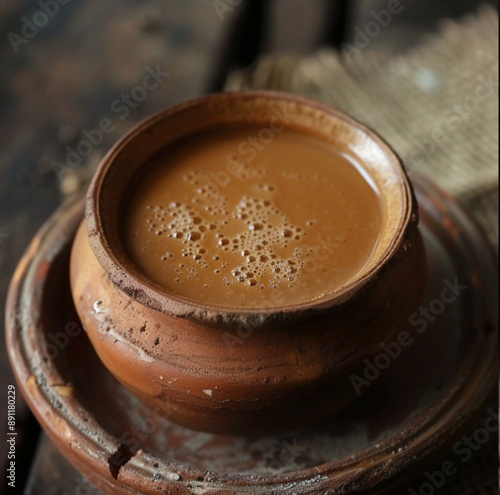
[123,124,383,308]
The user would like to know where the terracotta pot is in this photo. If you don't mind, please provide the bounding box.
[70,91,426,435]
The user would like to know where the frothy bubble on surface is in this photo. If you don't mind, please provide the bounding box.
[134,174,310,293]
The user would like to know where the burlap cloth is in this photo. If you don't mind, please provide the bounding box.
[226,5,499,249]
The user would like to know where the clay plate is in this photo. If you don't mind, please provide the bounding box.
[6,175,498,494]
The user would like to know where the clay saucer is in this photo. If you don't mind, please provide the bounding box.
[6,175,497,494]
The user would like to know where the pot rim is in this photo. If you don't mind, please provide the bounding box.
[86,91,416,324]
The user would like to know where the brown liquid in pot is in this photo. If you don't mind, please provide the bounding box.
[123,125,383,308]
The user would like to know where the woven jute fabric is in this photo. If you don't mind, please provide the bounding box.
[226,6,499,247]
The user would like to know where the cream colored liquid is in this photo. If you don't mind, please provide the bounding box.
[123,125,383,308]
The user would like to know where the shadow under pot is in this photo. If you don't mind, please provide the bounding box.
[70,91,426,435]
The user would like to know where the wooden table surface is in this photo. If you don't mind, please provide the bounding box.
[0,1,497,493]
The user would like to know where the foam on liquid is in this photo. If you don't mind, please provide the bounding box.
[123,125,383,308]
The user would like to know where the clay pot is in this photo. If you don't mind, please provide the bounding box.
[70,91,426,435]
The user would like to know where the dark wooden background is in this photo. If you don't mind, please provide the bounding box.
[0,1,498,493]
